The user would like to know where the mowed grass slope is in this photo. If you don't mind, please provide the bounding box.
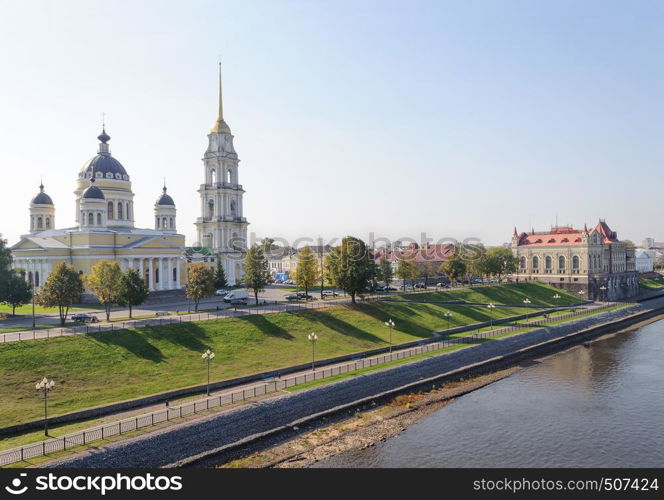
[393,282,580,306]
[0,296,537,429]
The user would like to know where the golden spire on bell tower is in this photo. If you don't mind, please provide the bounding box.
[210,62,232,135]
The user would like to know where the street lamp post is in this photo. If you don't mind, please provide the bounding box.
[443,311,452,331]
[553,293,561,307]
[35,377,55,436]
[384,319,395,353]
[201,349,215,396]
[599,285,607,303]
[487,303,496,330]
[307,332,318,372]
[523,298,532,324]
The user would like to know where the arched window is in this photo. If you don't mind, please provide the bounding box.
[28,271,33,284]
[117,202,123,219]
[34,272,39,287]
[172,267,177,282]
[88,212,94,225]
[532,256,539,269]
[210,168,217,184]
[162,217,167,229]
[97,213,102,225]
[545,256,552,270]
[558,256,565,271]
[126,202,130,220]
[227,168,232,184]
[156,217,160,228]
[208,199,214,218]
[37,217,43,229]
[108,201,114,218]
[519,256,525,269]
[230,200,236,216]
[572,256,580,270]
[45,217,50,229]
[127,203,131,220]
[155,268,159,284]
[169,217,174,229]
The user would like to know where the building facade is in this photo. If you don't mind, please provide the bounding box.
[11,130,186,293]
[193,65,248,285]
[511,220,638,300]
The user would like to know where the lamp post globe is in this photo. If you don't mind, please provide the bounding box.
[35,377,55,436]
[307,332,318,372]
[384,319,395,353]
[201,349,215,396]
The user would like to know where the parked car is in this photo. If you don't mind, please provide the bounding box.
[285,294,299,301]
[71,313,99,323]
[296,292,316,300]
[414,283,426,289]
[385,286,397,291]
[322,290,339,297]
[215,289,228,296]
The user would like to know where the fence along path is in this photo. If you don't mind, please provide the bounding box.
[0,302,616,467]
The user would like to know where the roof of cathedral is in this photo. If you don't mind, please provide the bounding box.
[156,186,175,206]
[31,183,53,205]
[79,129,128,177]
[81,177,106,200]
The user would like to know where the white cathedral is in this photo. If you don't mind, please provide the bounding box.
[12,67,249,290]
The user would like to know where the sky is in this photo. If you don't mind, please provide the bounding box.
[0,0,662,249]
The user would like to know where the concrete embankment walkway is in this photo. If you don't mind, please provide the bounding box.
[48,296,663,468]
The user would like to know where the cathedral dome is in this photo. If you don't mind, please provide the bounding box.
[82,178,105,200]
[156,186,175,206]
[79,129,129,180]
[31,184,53,205]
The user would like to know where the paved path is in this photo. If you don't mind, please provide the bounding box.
[49,297,661,468]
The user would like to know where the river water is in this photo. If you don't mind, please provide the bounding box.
[313,319,664,468]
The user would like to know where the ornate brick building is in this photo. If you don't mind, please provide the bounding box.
[511,220,638,300]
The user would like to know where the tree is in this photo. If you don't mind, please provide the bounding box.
[0,234,13,304]
[244,245,269,305]
[117,268,149,319]
[2,269,32,315]
[419,261,438,289]
[186,263,215,311]
[440,255,466,283]
[261,237,277,251]
[377,257,393,288]
[294,246,318,298]
[326,237,373,304]
[85,261,123,321]
[483,247,519,282]
[36,262,84,325]
[213,260,228,289]
[395,257,419,290]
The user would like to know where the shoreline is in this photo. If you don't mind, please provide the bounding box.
[219,314,664,469]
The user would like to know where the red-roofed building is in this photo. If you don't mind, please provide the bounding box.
[511,220,638,300]
[373,243,456,284]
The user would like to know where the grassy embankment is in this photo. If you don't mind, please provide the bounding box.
[0,283,577,434]
[640,275,664,289]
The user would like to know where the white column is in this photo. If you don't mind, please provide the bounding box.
[175,258,181,289]
[166,257,173,290]
[147,259,154,290]
[158,258,164,290]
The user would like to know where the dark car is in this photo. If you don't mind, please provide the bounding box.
[285,294,299,301]
[71,313,99,323]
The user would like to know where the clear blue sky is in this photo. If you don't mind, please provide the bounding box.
[1,0,662,248]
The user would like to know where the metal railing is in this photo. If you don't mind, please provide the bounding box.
[0,301,618,467]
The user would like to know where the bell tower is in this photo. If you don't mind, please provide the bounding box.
[194,64,248,284]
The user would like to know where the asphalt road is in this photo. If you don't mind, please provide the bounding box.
[49,298,657,468]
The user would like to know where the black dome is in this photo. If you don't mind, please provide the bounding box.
[80,154,128,177]
[82,183,105,200]
[31,191,53,205]
[156,187,175,206]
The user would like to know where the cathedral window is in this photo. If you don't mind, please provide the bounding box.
[97,213,102,225]
[532,256,539,270]
[45,217,50,229]
[545,256,552,270]
[230,200,236,217]
[162,217,167,228]
[169,217,174,229]
[210,168,217,184]
[28,272,33,284]
[208,200,214,218]
[156,217,160,228]
[173,267,177,282]
[108,201,114,219]
[117,202,123,219]
[37,217,43,229]
[88,213,94,225]
[34,272,39,287]
[572,256,580,270]
[126,202,130,220]
[558,256,565,271]
[227,169,232,184]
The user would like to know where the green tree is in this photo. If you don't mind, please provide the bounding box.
[2,269,32,316]
[419,260,438,289]
[0,234,13,303]
[85,260,123,321]
[117,268,149,319]
[396,257,419,290]
[326,237,373,304]
[440,255,466,283]
[244,245,269,305]
[213,260,228,289]
[36,262,84,325]
[483,247,519,282]
[186,263,215,311]
[261,237,277,251]
[377,257,394,288]
[294,246,318,297]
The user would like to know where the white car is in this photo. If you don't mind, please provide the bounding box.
[215,289,228,296]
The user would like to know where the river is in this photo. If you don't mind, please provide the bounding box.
[313,319,664,468]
